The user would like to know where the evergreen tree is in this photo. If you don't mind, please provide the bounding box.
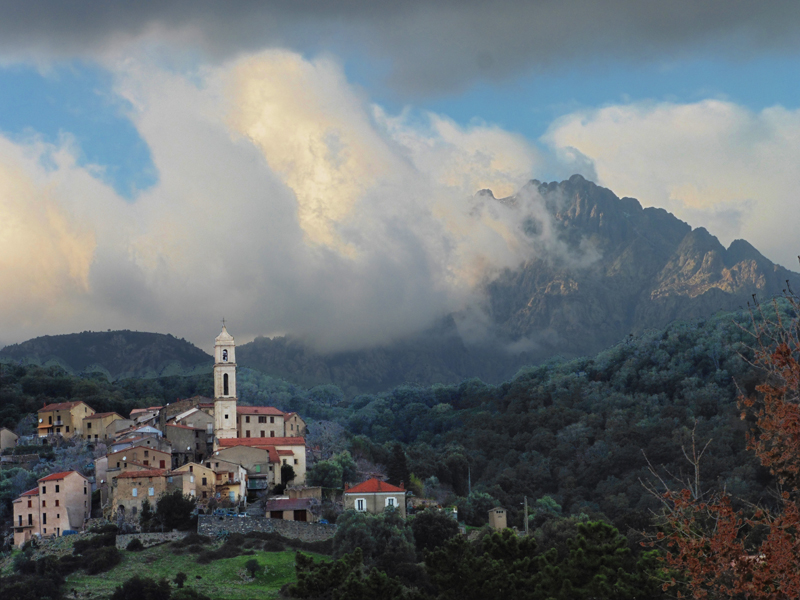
[386,443,409,487]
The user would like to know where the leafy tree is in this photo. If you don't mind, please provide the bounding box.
[308,460,344,490]
[174,572,187,588]
[244,559,260,577]
[281,464,296,486]
[140,498,155,531]
[334,509,416,573]
[111,576,171,600]
[455,491,498,527]
[409,508,459,555]
[154,491,196,531]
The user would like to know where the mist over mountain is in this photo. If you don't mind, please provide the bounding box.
[2,175,796,393]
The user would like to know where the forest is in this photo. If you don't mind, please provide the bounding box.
[0,302,784,543]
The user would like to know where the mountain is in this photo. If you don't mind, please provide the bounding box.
[485,175,800,357]
[2,175,795,392]
[0,330,211,380]
[238,175,800,392]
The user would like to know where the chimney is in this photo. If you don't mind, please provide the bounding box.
[400,481,404,490]
[344,483,350,491]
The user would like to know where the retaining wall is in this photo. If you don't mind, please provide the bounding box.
[198,515,336,542]
[116,531,184,549]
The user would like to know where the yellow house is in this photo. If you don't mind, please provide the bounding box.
[83,412,125,443]
[0,427,18,451]
[173,462,217,503]
[38,401,95,440]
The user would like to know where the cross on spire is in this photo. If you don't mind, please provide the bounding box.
[222,317,226,328]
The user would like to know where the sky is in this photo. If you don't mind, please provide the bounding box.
[2,2,800,352]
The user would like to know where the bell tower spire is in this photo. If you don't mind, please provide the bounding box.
[213,322,237,444]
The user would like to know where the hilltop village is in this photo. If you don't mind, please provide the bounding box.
[6,326,412,547]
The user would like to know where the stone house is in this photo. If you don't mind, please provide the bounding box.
[165,423,209,466]
[173,462,217,502]
[217,436,307,484]
[37,401,95,440]
[171,407,214,430]
[82,412,125,444]
[106,446,171,471]
[105,417,134,439]
[202,457,247,503]
[111,469,168,518]
[343,478,407,518]
[264,497,317,522]
[236,406,286,439]
[12,470,90,545]
[0,426,19,451]
[214,445,277,491]
[284,412,307,437]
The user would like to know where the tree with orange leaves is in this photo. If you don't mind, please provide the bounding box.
[650,293,800,599]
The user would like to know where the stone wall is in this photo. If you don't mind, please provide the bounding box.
[116,531,184,549]
[198,515,336,542]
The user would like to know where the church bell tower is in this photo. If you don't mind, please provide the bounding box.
[213,322,238,444]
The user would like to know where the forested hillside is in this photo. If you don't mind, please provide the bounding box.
[0,330,211,380]
[0,303,782,537]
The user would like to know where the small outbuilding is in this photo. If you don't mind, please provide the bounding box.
[264,497,317,522]
[488,506,507,530]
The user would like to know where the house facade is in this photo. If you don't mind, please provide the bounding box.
[37,401,95,440]
[82,412,125,443]
[12,470,90,545]
[343,478,407,517]
[112,469,168,517]
[0,427,19,451]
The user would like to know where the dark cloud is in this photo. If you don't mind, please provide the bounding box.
[2,1,800,95]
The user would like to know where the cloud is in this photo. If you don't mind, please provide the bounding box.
[0,50,550,351]
[3,2,800,94]
[545,99,800,268]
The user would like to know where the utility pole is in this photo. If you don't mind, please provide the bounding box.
[468,464,471,495]
[524,496,529,536]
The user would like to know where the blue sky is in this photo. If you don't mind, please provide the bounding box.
[4,50,800,199]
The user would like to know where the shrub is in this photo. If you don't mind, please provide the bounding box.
[127,538,144,552]
[88,523,119,534]
[111,576,171,600]
[73,531,116,555]
[173,533,211,548]
[174,572,187,588]
[172,589,211,600]
[244,559,260,577]
[85,546,122,574]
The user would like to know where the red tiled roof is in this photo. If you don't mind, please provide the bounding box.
[345,478,405,494]
[265,498,314,512]
[117,469,167,479]
[218,437,305,448]
[277,449,294,456]
[39,401,87,412]
[39,470,85,482]
[84,412,123,420]
[21,488,39,497]
[236,406,285,416]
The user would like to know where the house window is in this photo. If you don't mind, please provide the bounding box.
[43,514,47,524]
[66,426,69,433]
[223,374,229,396]
[84,488,87,495]
[291,424,294,430]
[42,486,46,494]
[246,416,250,423]
[356,499,365,512]
[27,500,32,508]
[132,488,138,497]
[202,491,207,499]
[18,515,21,526]
[257,416,265,423]
[48,416,52,424]
[190,475,195,483]
[294,459,299,465]
[88,422,92,429]
[202,477,207,485]
[55,485,59,493]
[225,414,229,419]
[28,514,32,526]
[149,488,155,497]
[386,497,395,507]
[160,460,165,468]
[270,416,274,424]
[55,499,60,507]
[270,431,275,437]
[144,461,149,466]
[144,450,149,457]
[189,465,193,473]
[246,430,250,438]
[42,500,46,507]
[260,431,265,437]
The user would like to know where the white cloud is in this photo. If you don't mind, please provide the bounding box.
[545,99,800,268]
[0,50,548,351]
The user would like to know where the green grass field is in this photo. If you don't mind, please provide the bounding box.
[64,542,314,600]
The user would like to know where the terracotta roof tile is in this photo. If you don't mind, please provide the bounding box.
[38,470,86,482]
[236,406,285,416]
[344,478,405,494]
[84,412,123,420]
[277,449,294,456]
[218,437,305,448]
[21,488,39,497]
